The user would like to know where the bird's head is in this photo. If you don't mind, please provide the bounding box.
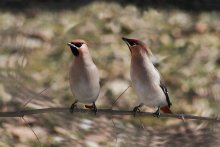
[67,39,88,57]
[122,37,152,56]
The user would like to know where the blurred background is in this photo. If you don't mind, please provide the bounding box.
[0,0,220,146]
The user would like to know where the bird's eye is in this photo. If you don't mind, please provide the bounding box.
[129,41,136,46]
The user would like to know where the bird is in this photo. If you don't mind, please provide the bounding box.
[122,37,172,117]
[67,39,100,114]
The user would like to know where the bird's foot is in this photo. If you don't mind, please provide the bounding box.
[153,106,160,118]
[132,104,142,117]
[70,100,78,113]
[93,102,97,115]
[85,102,97,115]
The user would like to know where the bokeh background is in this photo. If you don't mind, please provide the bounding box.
[0,0,220,146]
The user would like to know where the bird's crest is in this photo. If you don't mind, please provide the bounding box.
[67,39,87,56]
[70,39,87,46]
[122,37,152,56]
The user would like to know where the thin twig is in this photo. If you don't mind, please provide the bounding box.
[110,84,130,147]
[111,85,131,109]
[21,117,42,147]
[18,86,51,112]
[111,117,118,147]
[138,118,145,129]
[0,107,219,123]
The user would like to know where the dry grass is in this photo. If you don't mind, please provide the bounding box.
[0,1,220,146]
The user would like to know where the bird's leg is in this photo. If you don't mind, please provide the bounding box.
[153,106,161,118]
[70,100,78,113]
[132,103,143,117]
[92,102,97,115]
[85,102,97,115]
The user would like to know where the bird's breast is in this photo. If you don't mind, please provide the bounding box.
[130,58,166,107]
[69,63,100,103]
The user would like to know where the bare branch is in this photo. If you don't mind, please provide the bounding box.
[0,107,220,123]
[111,85,131,109]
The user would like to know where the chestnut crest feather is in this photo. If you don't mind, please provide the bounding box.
[122,37,152,56]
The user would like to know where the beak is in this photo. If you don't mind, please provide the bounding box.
[67,42,79,56]
[122,37,132,53]
[122,37,130,47]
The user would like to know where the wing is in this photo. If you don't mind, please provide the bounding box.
[160,82,172,108]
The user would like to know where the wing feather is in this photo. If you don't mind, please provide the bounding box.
[160,82,172,108]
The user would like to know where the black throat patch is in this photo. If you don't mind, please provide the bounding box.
[68,43,80,56]
[70,46,79,56]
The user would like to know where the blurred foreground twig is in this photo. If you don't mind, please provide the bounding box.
[0,107,219,123]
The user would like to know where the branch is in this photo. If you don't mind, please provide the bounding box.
[0,107,219,123]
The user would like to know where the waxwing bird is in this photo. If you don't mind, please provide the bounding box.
[122,37,172,117]
[67,39,100,114]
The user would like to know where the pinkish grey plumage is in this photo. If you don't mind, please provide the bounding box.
[122,37,172,113]
[69,40,100,104]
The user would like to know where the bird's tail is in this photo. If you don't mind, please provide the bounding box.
[85,104,94,109]
[161,106,172,113]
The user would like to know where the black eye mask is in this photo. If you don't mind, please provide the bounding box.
[127,40,136,46]
[122,37,136,47]
[73,43,82,48]
[67,43,82,56]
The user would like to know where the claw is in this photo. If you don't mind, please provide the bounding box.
[93,102,97,115]
[153,106,160,118]
[70,100,78,113]
[132,104,142,117]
